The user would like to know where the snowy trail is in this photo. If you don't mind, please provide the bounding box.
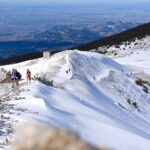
[0,84,18,149]
[0,83,34,150]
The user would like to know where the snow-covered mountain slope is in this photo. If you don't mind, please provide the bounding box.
[104,36,150,58]
[115,50,150,76]
[1,50,150,150]
[98,35,150,76]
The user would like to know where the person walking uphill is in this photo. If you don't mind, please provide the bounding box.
[26,69,31,83]
[15,69,22,85]
[11,69,22,88]
[11,69,17,88]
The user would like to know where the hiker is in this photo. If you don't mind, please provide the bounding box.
[11,69,17,88]
[15,69,22,85]
[26,69,31,83]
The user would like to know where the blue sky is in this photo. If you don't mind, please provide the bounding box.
[1,0,150,4]
[1,0,150,8]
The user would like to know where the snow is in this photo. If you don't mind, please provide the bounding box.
[96,35,150,76]
[115,51,150,76]
[106,36,150,58]
[100,35,150,77]
[1,50,150,150]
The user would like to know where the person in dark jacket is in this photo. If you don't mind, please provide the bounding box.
[11,69,22,87]
[15,70,22,85]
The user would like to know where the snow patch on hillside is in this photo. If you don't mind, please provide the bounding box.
[94,35,150,77]
[95,35,150,59]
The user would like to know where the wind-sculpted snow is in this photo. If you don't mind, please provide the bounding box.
[1,50,150,150]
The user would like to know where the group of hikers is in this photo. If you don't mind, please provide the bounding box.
[10,68,31,88]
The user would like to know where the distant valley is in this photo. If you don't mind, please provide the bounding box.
[0,3,149,60]
[0,21,138,60]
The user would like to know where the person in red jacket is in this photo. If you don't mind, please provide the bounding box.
[26,69,31,83]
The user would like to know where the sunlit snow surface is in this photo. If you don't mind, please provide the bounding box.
[1,50,150,150]
[106,36,150,75]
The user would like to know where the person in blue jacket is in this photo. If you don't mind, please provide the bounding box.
[11,69,17,88]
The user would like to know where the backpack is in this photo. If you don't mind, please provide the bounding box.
[16,71,22,80]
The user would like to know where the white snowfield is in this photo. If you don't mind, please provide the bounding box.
[107,36,150,58]
[1,50,150,150]
[104,35,150,76]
